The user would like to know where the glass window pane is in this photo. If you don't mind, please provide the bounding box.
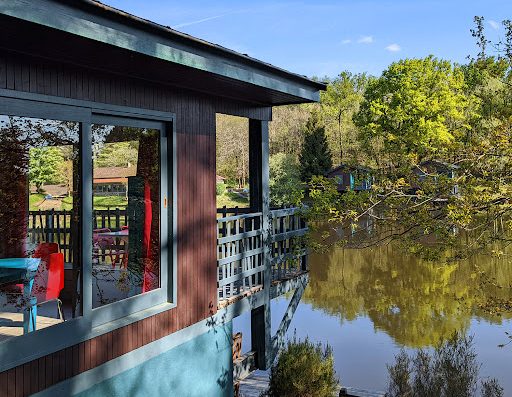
[91,124,160,308]
[0,116,81,342]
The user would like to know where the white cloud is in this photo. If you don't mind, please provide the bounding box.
[385,43,401,52]
[357,36,374,44]
[488,20,500,30]
[341,39,352,44]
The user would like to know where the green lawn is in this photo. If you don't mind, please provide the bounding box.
[216,191,249,209]
[29,193,46,210]
[60,195,128,210]
[93,196,128,209]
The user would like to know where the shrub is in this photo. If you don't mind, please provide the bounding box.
[216,182,226,195]
[386,333,503,397]
[264,335,338,397]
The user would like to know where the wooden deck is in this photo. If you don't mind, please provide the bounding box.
[0,312,63,342]
[237,370,385,397]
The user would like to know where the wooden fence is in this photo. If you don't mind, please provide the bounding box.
[216,207,308,302]
[27,208,127,262]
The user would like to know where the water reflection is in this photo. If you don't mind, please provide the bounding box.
[304,243,512,348]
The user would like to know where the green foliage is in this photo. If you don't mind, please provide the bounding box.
[94,141,139,168]
[269,153,303,207]
[354,56,471,165]
[298,112,333,183]
[216,114,249,188]
[216,182,226,196]
[29,193,46,210]
[216,190,249,208]
[264,335,338,397]
[321,71,372,164]
[386,333,503,397]
[29,147,64,192]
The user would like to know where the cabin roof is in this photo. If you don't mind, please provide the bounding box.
[418,160,460,171]
[326,164,373,176]
[0,0,326,105]
[94,166,137,179]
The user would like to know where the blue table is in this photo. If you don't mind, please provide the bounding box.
[0,258,41,334]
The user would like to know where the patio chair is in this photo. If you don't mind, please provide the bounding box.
[0,242,65,328]
[31,242,65,322]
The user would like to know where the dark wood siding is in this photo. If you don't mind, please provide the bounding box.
[0,50,271,396]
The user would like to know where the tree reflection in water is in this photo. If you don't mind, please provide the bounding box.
[303,239,512,348]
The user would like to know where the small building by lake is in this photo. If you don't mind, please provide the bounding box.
[327,164,373,192]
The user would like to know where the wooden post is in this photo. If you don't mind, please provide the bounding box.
[248,119,272,369]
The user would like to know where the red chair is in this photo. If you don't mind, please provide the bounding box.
[31,242,65,321]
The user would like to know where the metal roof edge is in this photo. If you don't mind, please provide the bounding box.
[0,0,326,102]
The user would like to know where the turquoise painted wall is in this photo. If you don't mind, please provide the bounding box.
[76,322,234,397]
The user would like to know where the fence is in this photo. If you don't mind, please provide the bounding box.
[216,207,308,302]
[27,208,127,262]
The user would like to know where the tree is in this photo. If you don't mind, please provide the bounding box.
[94,141,139,168]
[299,112,333,182]
[269,153,302,207]
[354,56,472,167]
[321,71,371,165]
[386,334,503,397]
[216,114,249,187]
[29,147,64,193]
[270,104,314,157]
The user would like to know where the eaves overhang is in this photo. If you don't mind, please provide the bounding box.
[0,0,326,105]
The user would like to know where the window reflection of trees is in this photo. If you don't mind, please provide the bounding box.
[0,116,80,337]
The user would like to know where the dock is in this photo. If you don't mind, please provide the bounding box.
[238,370,385,397]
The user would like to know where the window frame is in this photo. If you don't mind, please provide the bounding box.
[89,114,169,326]
[0,91,177,372]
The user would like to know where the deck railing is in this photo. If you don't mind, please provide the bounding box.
[28,206,308,303]
[217,207,308,303]
[28,208,127,262]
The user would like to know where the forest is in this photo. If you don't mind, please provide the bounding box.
[216,17,512,264]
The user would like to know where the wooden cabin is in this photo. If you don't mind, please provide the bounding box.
[412,160,459,195]
[0,1,324,396]
[327,164,373,192]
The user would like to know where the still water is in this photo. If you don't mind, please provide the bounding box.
[234,243,512,394]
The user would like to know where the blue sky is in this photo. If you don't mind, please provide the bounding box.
[102,0,512,78]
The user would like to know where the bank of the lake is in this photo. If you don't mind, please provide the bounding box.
[234,243,512,394]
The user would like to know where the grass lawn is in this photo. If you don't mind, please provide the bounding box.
[216,191,249,209]
[29,193,46,210]
[62,195,128,210]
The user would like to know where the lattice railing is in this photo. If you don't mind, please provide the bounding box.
[216,207,308,303]
[270,208,308,281]
[217,212,264,301]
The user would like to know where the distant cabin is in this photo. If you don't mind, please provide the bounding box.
[93,166,136,196]
[327,164,373,192]
[413,160,459,195]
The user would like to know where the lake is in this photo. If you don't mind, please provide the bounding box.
[234,242,512,394]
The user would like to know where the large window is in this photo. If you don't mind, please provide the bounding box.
[0,100,173,351]
[0,115,82,341]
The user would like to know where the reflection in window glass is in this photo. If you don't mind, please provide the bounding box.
[91,124,160,308]
[0,116,81,342]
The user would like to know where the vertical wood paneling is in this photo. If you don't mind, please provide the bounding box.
[0,368,7,396]
[0,56,6,89]
[0,50,271,396]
